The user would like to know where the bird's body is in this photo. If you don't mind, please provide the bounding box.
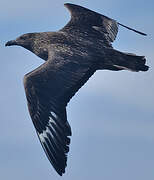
[6,3,149,176]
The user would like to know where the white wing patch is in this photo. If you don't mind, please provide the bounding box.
[51,111,58,119]
[36,111,71,175]
[38,112,58,144]
[39,130,48,143]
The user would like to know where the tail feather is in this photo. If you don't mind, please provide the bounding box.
[113,53,149,72]
[102,48,149,72]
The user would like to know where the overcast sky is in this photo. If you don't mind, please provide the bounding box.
[1,0,154,180]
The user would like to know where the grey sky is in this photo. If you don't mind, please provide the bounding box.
[1,0,154,180]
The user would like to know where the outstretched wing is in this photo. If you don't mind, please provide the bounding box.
[63,3,146,44]
[64,3,118,43]
[23,55,96,176]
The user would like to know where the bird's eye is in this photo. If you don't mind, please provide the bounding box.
[20,36,27,40]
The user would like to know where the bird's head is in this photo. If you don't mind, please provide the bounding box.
[6,32,49,60]
[5,33,36,51]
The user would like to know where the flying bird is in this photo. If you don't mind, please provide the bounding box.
[5,3,149,176]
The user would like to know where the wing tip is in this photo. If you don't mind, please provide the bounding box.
[55,167,65,176]
[64,3,95,17]
[64,3,80,8]
[36,111,72,176]
[64,3,70,6]
[64,3,77,10]
[38,131,68,176]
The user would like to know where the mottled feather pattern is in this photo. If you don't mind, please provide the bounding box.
[101,17,118,42]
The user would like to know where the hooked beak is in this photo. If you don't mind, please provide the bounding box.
[5,40,18,46]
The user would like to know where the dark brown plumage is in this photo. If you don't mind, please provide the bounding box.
[5,3,149,176]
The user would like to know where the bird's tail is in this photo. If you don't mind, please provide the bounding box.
[101,48,149,72]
